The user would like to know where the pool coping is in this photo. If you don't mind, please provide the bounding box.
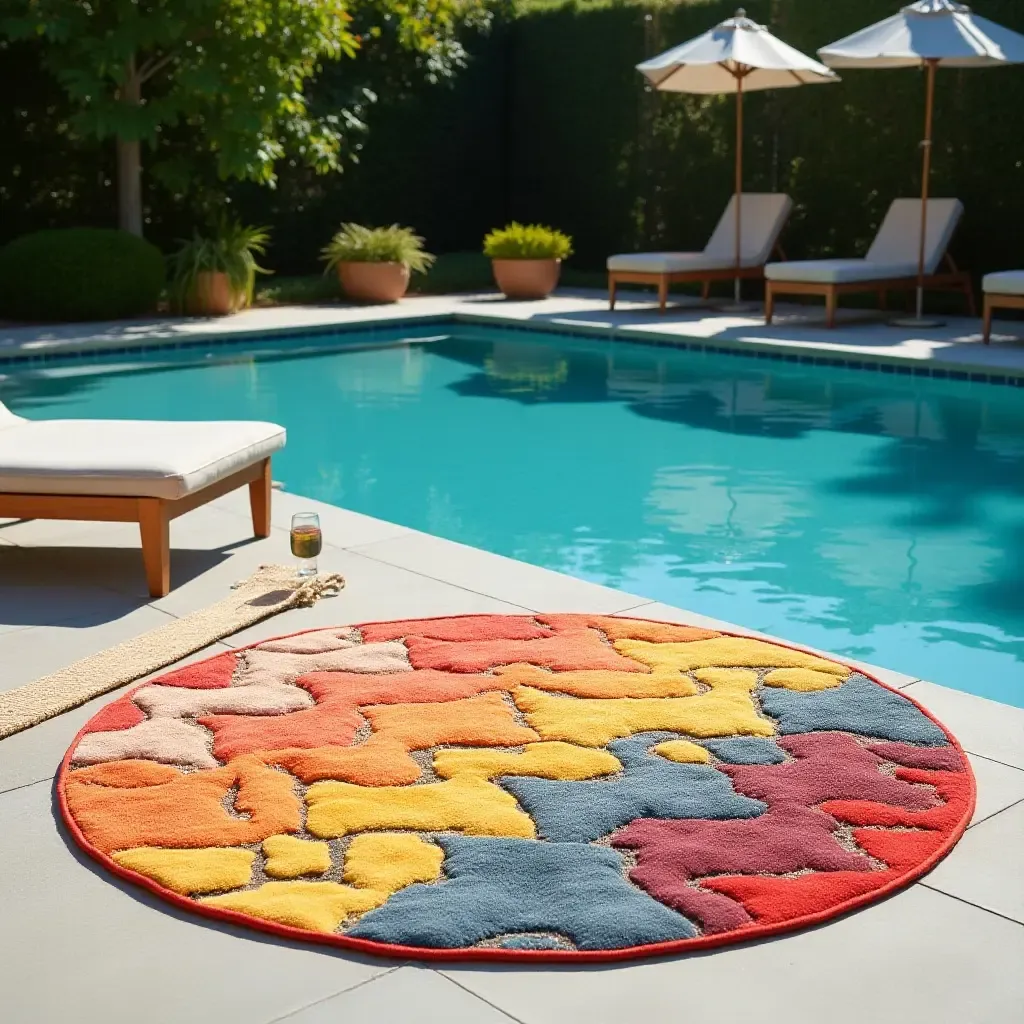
[2,293,1023,387]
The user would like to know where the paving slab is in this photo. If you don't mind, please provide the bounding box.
[903,680,1024,769]
[0,780,393,1024]
[275,966,517,1024]
[441,885,1024,1024]
[0,603,175,691]
[352,531,649,613]
[923,801,1024,924]
[966,754,1024,828]
[212,487,413,549]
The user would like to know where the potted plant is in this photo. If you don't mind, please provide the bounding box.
[169,219,271,316]
[483,223,573,300]
[321,224,435,303]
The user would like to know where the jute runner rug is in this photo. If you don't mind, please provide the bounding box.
[0,565,344,740]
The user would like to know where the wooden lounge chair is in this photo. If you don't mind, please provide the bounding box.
[0,402,285,597]
[607,193,792,313]
[764,198,974,328]
[982,271,1024,344]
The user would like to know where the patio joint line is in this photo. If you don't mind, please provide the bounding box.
[435,972,530,1023]
[0,775,52,799]
[916,883,1024,927]
[263,965,406,1024]
[337,544,566,614]
[968,795,1024,831]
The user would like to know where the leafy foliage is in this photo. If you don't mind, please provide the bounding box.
[0,0,493,228]
[483,223,574,260]
[321,223,436,271]
[168,219,271,311]
[0,229,164,321]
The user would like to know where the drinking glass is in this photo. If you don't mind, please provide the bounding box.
[290,512,322,577]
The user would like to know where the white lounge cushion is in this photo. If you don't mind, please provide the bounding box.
[608,193,792,273]
[765,259,919,284]
[0,418,286,500]
[703,193,793,266]
[865,198,962,274]
[983,271,1024,296]
[607,252,735,273]
[0,400,24,430]
[764,198,963,285]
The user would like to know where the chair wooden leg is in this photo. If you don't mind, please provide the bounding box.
[249,458,272,537]
[657,276,668,314]
[825,287,838,329]
[982,296,993,345]
[608,276,617,311]
[701,280,711,301]
[138,499,170,598]
[764,284,775,325]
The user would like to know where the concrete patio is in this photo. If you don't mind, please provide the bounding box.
[2,288,1023,383]
[1,483,1022,1024]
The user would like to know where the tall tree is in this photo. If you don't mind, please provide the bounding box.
[1,0,490,236]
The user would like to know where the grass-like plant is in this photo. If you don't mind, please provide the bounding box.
[483,223,573,260]
[321,224,436,272]
[169,218,271,310]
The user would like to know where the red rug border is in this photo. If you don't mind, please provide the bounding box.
[56,613,977,964]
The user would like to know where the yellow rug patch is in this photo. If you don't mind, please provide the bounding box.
[112,846,255,895]
[615,637,849,677]
[763,667,845,691]
[263,835,333,879]
[202,881,384,934]
[493,663,699,699]
[305,776,537,839]
[653,739,710,764]
[344,834,444,893]
[433,741,621,781]
[515,670,772,747]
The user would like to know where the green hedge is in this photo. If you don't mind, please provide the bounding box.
[0,229,165,321]
[502,0,1024,274]
[2,0,1022,281]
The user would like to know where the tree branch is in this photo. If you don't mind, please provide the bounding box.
[138,50,178,84]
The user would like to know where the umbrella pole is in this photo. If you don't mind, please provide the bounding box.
[734,71,744,305]
[916,60,937,321]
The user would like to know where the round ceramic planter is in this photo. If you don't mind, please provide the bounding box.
[491,258,561,300]
[186,271,241,316]
[337,262,410,304]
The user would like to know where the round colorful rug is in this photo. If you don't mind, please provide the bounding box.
[58,614,974,961]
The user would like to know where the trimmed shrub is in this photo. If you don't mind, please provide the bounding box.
[483,223,574,260]
[0,229,165,322]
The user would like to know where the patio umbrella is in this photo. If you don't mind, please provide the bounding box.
[637,8,838,305]
[819,0,1024,326]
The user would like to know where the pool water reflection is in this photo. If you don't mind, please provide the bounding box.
[4,326,1022,706]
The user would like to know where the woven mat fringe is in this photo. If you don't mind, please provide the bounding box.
[0,565,345,741]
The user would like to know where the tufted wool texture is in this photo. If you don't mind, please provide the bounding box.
[58,614,974,963]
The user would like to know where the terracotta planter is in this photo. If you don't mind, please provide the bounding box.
[491,258,561,300]
[337,261,410,303]
[186,271,242,316]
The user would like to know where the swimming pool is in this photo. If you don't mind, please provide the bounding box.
[3,324,1022,707]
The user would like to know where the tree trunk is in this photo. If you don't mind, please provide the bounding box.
[117,60,144,236]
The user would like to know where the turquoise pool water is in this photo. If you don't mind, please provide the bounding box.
[4,325,1023,707]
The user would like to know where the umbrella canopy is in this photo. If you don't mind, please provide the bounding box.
[819,0,1024,69]
[638,8,838,93]
[819,1,1024,324]
[637,9,837,303]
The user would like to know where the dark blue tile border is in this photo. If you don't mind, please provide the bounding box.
[1,310,1022,389]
